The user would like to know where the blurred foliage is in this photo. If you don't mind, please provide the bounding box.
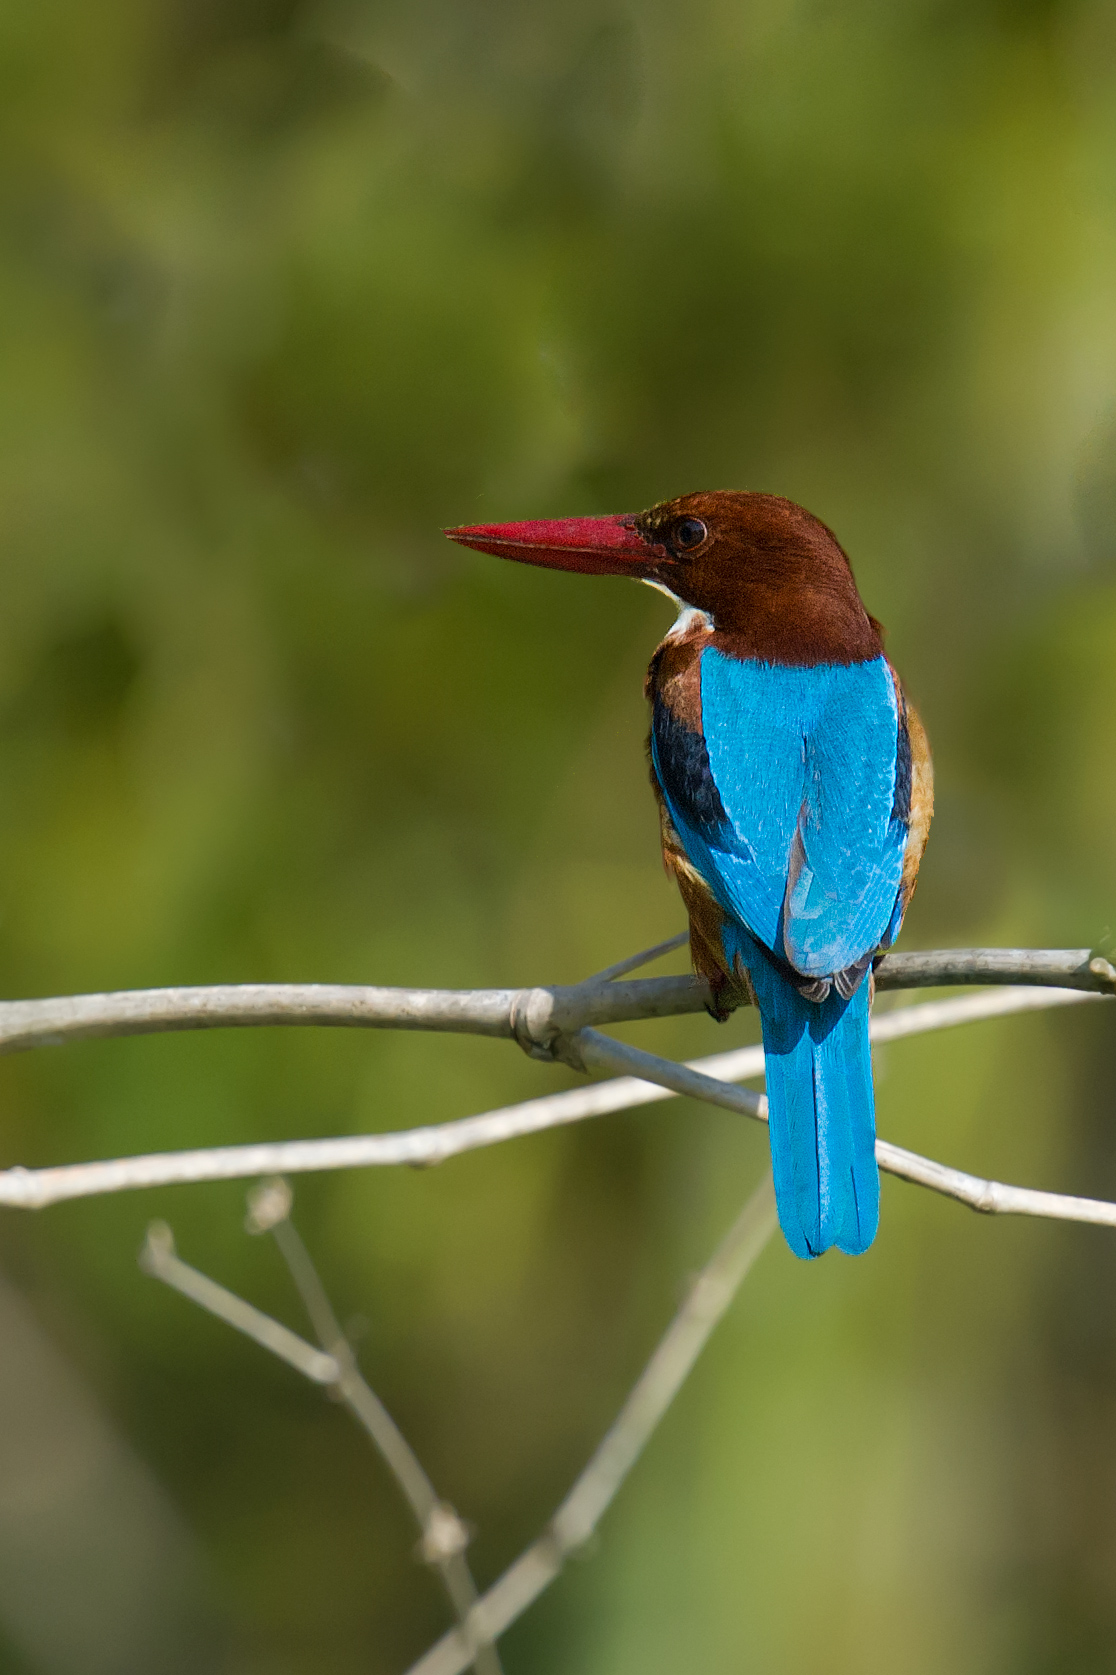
[0,0,1114,1670]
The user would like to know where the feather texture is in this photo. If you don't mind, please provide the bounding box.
[651,648,914,1257]
[727,923,879,1257]
[446,487,935,1258]
[652,652,908,973]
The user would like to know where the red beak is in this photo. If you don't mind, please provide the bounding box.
[444,514,661,577]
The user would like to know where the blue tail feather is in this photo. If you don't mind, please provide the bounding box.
[725,928,879,1258]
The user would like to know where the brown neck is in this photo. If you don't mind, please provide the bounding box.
[636,490,886,666]
[705,577,882,665]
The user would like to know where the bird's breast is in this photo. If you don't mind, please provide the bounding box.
[646,616,732,845]
[645,609,713,729]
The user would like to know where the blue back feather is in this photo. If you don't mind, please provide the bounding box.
[651,649,909,1258]
[698,652,905,972]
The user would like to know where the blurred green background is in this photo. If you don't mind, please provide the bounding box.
[0,0,1114,1670]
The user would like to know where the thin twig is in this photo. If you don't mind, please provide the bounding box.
[585,930,690,984]
[246,1187,502,1675]
[572,1026,1116,1229]
[0,987,1108,1210]
[873,1141,1116,1225]
[126,956,1116,1672]
[142,1207,502,1675]
[139,1224,338,1382]
[403,1174,779,1675]
[0,949,1109,1058]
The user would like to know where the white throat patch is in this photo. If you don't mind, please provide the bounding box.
[640,579,713,638]
[666,604,713,642]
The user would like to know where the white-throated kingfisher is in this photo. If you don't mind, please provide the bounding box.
[446,493,933,1258]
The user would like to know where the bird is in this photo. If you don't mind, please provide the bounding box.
[445,492,933,1258]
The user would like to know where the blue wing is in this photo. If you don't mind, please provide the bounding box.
[652,650,907,978]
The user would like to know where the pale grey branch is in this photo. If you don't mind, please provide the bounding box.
[126,958,1116,1675]
[145,1204,502,1675]
[0,986,1107,1211]
[874,1142,1116,1227]
[585,930,690,983]
[875,948,1115,992]
[403,1175,779,1675]
[138,1224,339,1383]
[572,1019,1116,1230]
[272,1218,447,1524]
[263,1205,502,1675]
[0,948,1109,1060]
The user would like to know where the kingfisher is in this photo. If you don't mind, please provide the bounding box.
[446,493,933,1258]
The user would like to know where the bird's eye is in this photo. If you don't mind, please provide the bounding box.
[672,517,708,551]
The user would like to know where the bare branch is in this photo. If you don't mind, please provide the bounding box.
[874,1142,1116,1227]
[875,949,1116,992]
[865,985,1104,1038]
[127,963,1116,1672]
[572,1025,1116,1230]
[403,1175,779,1675]
[259,1200,503,1675]
[570,1029,766,1116]
[144,1205,502,1675]
[585,930,690,983]
[138,1224,339,1383]
[0,949,1109,1059]
[0,983,528,1052]
[0,986,1108,1211]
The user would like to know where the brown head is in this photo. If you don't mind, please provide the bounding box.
[446,490,882,665]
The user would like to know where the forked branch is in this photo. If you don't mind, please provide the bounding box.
[142,1199,503,1675]
[402,1175,779,1675]
[0,983,1110,1220]
[0,948,1109,1057]
[142,1176,778,1675]
[125,941,1115,1674]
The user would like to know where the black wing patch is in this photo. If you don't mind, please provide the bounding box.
[890,701,912,826]
[651,694,733,843]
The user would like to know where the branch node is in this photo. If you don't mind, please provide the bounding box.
[509,988,561,1061]
[245,1176,293,1234]
[418,1503,473,1565]
[549,1031,588,1074]
[140,1220,175,1268]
